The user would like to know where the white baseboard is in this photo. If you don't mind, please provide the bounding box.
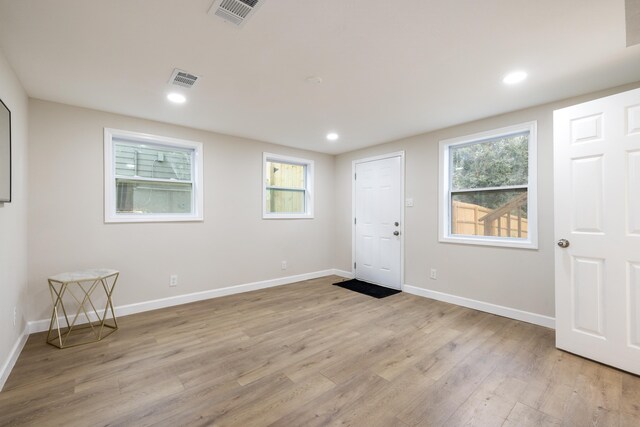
[0,326,29,391]
[28,269,346,334]
[331,269,354,279]
[403,285,555,329]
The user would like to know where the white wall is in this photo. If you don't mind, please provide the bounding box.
[0,50,29,387]
[27,100,336,322]
[335,82,640,320]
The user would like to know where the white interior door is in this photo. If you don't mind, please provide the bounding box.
[554,87,640,375]
[354,154,403,289]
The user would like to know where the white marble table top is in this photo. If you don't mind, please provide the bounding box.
[48,269,119,283]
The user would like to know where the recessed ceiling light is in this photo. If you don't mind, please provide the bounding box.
[167,93,186,103]
[305,76,323,84]
[326,132,339,141]
[503,71,528,85]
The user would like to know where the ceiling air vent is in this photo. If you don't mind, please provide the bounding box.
[168,69,200,89]
[208,0,265,27]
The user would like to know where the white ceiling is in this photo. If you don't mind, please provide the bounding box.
[0,0,639,154]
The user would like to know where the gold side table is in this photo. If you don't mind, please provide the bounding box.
[47,269,119,349]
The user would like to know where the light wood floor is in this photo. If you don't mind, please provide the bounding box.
[2,276,639,426]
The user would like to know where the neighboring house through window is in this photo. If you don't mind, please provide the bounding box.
[104,128,203,223]
[439,121,538,248]
[263,152,314,219]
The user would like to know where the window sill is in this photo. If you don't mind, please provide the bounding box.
[262,213,314,220]
[105,214,203,223]
[439,235,538,250]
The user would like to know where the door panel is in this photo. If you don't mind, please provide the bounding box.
[354,155,402,289]
[571,156,604,233]
[572,256,605,337]
[630,262,640,347]
[570,113,603,144]
[628,105,640,135]
[628,150,640,235]
[554,87,640,375]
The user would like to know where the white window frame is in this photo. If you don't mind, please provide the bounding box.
[439,121,538,249]
[262,152,314,219]
[104,128,204,223]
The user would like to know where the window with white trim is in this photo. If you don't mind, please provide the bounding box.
[439,121,537,249]
[104,128,203,223]
[263,153,314,219]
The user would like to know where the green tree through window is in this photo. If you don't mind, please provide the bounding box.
[451,132,529,215]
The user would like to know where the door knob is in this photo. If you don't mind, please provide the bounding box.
[394,222,399,226]
[557,239,570,248]
[393,231,400,236]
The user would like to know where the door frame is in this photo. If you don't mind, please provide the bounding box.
[351,151,406,289]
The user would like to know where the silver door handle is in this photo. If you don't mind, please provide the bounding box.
[557,239,570,248]
[393,231,400,236]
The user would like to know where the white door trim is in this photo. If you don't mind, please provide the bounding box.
[351,151,405,289]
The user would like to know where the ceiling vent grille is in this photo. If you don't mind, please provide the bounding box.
[208,0,265,27]
[168,69,200,89]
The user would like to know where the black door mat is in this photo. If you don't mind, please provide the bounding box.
[333,279,401,299]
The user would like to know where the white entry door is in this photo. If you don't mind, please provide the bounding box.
[354,154,403,289]
[554,87,640,375]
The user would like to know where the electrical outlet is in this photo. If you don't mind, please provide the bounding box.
[430,268,437,280]
[169,275,178,287]
[13,307,16,326]
[281,261,287,270]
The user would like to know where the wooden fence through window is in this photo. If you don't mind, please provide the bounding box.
[452,196,528,238]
